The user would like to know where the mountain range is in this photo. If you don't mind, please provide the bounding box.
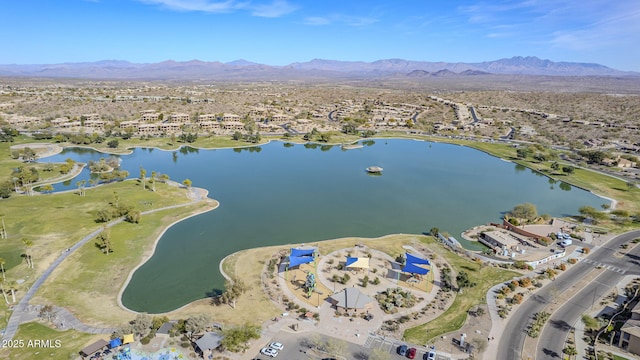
[0,56,636,80]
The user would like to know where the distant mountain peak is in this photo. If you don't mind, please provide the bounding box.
[0,57,635,80]
[226,59,259,67]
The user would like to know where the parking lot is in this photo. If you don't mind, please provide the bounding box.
[363,334,452,360]
[251,331,452,360]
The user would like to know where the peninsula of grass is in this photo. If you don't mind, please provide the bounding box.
[0,179,199,327]
[32,200,217,325]
[402,236,519,344]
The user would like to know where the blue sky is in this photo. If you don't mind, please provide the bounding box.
[1,0,639,71]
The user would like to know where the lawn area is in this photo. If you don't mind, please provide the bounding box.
[32,200,218,326]
[403,237,520,344]
[0,321,102,360]
[0,180,197,328]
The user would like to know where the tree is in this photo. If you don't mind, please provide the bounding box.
[76,180,86,197]
[516,147,530,159]
[22,147,37,162]
[0,213,7,239]
[150,171,157,192]
[550,162,560,171]
[429,227,439,237]
[342,123,358,135]
[456,271,477,288]
[563,345,578,358]
[139,166,147,190]
[232,131,242,141]
[562,165,575,174]
[95,225,112,254]
[22,238,34,268]
[132,314,152,338]
[220,323,261,352]
[319,133,331,143]
[0,278,8,304]
[509,203,538,221]
[182,179,192,188]
[0,181,12,199]
[107,139,119,148]
[578,206,607,223]
[184,313,212,339]
[218,279,247,309]
[7,280,16,303]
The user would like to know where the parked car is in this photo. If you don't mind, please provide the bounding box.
[425,349,437,360]
[260,347,278,357]
[407,347,417,359]
[397,344,408,356]
[559,239,573,247]
[269,342,284,351]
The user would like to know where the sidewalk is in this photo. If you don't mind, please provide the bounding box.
[483,282,507,360]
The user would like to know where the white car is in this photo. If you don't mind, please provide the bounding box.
[269,342,284,351]
[261,347,278,357]
[559,239,573,247]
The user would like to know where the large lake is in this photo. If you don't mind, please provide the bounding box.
[47,139,605,313]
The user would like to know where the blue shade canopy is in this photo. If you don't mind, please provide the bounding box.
[406,253,430,265]
[109,338,122,348]
[345,257,370,268]
[289,255,314,267]
[402,262,430,275]
[291,248,316,257]
[345,257,358,266]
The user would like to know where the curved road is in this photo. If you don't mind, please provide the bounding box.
[1,183,209,342]
[496,229,640,360]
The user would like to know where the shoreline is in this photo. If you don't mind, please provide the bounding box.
[116,192,220,315]
[13,136,635,317]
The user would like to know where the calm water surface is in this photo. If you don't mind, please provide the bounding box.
[47,140,606,312]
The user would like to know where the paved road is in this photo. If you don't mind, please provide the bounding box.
[536,230,640,360]
[496,229,640,360]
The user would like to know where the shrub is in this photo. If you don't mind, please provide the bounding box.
[583,247,590,254]
[568,258,577,264]
[518,278,532,288]
[511,293,524,304]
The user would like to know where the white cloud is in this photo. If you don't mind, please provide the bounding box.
[304,16,331,26]
[548,3,640,50]
[139,0,242,13]
[250,0,297,18]
[139,0,297,17]
[303,13,378,27]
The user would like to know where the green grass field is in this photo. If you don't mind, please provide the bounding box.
[33,200,217,325]
[0,179,196,328]
[0,322,102,360]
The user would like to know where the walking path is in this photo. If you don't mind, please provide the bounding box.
[1,183,210,342]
